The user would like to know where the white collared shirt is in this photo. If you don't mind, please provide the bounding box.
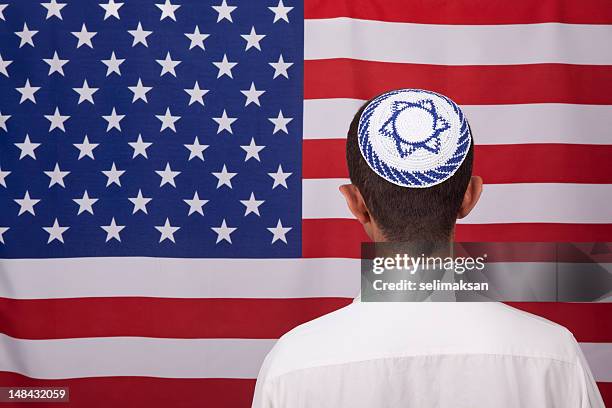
[252,298,604,408]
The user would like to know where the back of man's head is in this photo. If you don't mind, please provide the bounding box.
[344,89,478,242]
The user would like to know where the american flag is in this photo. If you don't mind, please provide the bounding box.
[0,0,611,406]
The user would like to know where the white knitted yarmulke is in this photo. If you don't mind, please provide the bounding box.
[358,89,472,188]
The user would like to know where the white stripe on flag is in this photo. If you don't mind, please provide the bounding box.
[303,179,612,223]
[305,18,612,65]
[0,258,361,299]
[1,259,609,299]
[0,332,609,381]
[0,333,273,379]
[580,343,612,382]
[303,99,612,145]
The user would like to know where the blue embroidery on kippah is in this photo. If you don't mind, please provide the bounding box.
[357,89,472,188]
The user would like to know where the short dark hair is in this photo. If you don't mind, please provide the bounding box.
[346,98,474,242]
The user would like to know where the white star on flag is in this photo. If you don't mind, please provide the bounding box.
[156,107,180,132]
[241,82,265,106]
[0,54,12,77]
[241,192,264,216]
[0,227,9,244]
[15,135,40,160]
[102,162,125,186]
[128,78,152,103]
[129,190,152,214]
[99,0,123,20]
[156,52,181,77]
[212,110,236,134]
[268,164,292,189]
[128,22,152,47]
[102,107,125,131]
[156,0,180,21]
[129,134,152,158]
[211,219,236,244]
[41,0,66,19]
[45,107,70,132]
[269,54,293,79]
[74,135,98,160]
[240,138,265,161]
[212,164,236,189]
[185,26,209,50]
[73,79,98,104]
[184,81,209,106]
[155,218,180,243]
[15,191,40,216]
[269,0,293,23]
[15,23,38,48]
[213,54,237,78]
[71,24,97,48]
[0,111,10,130]
[156,163,180,187]
[241,26,265,51]
[73,191,98,215]
[212,0,236,22]
[101,218,125,242]
[184,137,209,161]
[44,163,70,188]
[16,79,40,104]
[101,52,125,76]
[0,4,7,21]
[267,219,292,243]
[269,110,293,134]
[184,192,209,216]
[44,52,69,76]
[0,167,10,187]
[43,219,69,244]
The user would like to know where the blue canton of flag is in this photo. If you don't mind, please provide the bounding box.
[0,0,304,258]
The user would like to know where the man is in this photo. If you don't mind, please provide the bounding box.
[251,89,604,407]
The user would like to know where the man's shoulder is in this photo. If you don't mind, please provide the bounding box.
[278,301,578,352]
[261,301,359,379]
[264,301,581,381]
[485,302,575,338]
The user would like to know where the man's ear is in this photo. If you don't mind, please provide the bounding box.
[458,176,483,219]
[339,184,371,225]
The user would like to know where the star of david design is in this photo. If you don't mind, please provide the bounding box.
[379,99,450,158]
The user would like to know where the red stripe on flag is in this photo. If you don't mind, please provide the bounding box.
[303,139,612,184]
[600,382,612,408]
[0,297,610,342]
[303,139,349,179]
[455,223,612,243]
[302,219,370,258]
[0,297,351,340]
[304,59,612,104]
[0,372,255,408]
[304,0,612,24]
[303,219,612,258]
[507,302,612,342]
